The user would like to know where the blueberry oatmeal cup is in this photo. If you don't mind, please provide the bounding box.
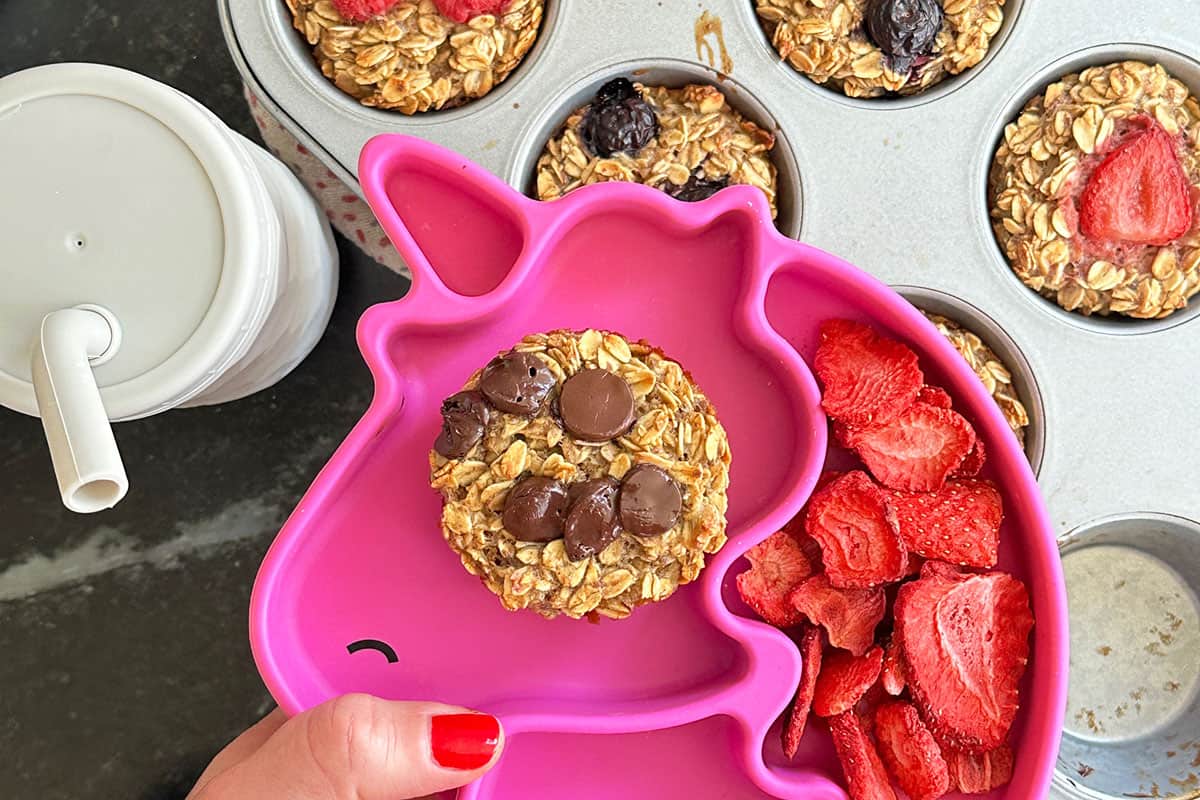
[990,61,1200,318]
[429,330,731,620]
[285,0,544,113]
[535,79,780,219]
[754,0,1005,99]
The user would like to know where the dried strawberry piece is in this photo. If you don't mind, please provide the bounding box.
[919,559,962,580]
[844,403,976,491]
[945,744,1015,793]
[783,626,824,758]
[815,320,923,427]
[916,385,953,409]
[332,0,399,21]
[434,0,513,23]
[805,471,907,588]
[880,636,906,696]
[895,569,1033,752]
[828,712,898,800]
[953,436,987,478]
[874,701,951,800]
[814,645,884,717]
[886,479,1003,568]
[736,531,816,627]
[1080,118,1193,246]
[788,575,886,657]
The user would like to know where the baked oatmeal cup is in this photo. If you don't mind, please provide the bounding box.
[535,78,779,219]
[921,311,1029,447]
[754,0,1006,99]
[285,0,544,113]
[989,61,1200,319]
[429,330,731,620]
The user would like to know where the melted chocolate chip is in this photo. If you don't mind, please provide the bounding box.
[558,369,636,443]
[479,352,556,415]
[865,0,943,75]
[564,477,622,561]
[434,391,490,459]
[502,476,569,542]
[618,464,683,537]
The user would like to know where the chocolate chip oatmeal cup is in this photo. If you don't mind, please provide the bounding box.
[429,329,731,620]
[284,0,544,113]
[754,0,1007,99]
[989,61,1200,319]
[534,78,780,219]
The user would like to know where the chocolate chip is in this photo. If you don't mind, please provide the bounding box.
[558,368,636,443]
[564,478,622,561]
[434,391,490,459]
[479,352,556,415]
[502,476,569,543]
[618,464,682,537]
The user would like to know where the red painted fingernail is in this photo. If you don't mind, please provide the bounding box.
[430,713,501,770]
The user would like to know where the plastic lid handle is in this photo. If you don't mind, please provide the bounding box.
[32,306,129,513]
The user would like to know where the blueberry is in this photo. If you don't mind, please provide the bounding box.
[579,78,660,158]
[665,172,730,202]
[865,0,944,75]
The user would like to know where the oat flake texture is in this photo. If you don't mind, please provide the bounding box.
[429,330,732,620]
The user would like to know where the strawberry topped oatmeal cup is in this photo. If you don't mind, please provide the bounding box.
[285,0,544,113]
[990,61,1200,319]
[736,320,1033,799]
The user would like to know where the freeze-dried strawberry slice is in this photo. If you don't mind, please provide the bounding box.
[953,436,987,478]
[332,0,399,21]
[880,636,906,696]
[844,403,976,491]
[874,701,951,800]
[829,712,898,800]
[946,744,1014,793]
[736,531,816,627]
[815,320,923,427]
[1080,118,1193,246]
[789,575,886,657]
[895,570,1033,752]
[814,645,884,717]
[805,471,907,588]
[886,479,1003,568]
[917,385,953,409]
[434,0,513,23]
[783,626,824,758]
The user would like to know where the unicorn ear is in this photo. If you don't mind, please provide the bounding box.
[359,135,531,296]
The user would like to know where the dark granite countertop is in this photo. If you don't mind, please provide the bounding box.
[0,3,410,797]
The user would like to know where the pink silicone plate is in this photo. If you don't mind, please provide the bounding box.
[249,135,1067,800]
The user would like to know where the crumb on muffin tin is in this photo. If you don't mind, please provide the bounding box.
[535,82,780,219]
[429,329,731,621]
[285,0,543,114]
[989,60,1200,319]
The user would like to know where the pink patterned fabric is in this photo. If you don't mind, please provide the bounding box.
[243,85,409,275]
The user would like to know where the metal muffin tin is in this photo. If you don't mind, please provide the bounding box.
[221,2,1200,798]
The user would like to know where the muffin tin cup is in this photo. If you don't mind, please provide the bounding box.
[505,57,805,238]
[1054,513,1200,800]
[894,285,1047,475]
[734,0,1027,111]
[222,3,1200,799]
[977,41,1200,336]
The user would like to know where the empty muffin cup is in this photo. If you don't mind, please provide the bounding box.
[1054,512,1200,800]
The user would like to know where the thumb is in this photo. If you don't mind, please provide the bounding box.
[196,694,503,800]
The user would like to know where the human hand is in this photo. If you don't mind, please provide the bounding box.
[187,694,503,800]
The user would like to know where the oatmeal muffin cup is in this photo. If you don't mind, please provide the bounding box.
[754,0,1006,99]
[535,78,779,219]
[989,61,1200,319]
[285,0,544,113]
[921,311,1029,447]
[429,330,731,620]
